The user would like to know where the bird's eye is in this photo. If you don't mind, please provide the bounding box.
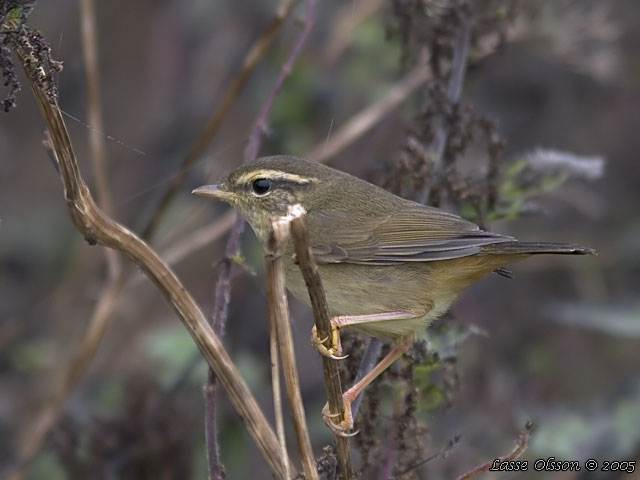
[251,178,272,195]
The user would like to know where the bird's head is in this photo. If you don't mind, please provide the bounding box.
[193,155,339,242]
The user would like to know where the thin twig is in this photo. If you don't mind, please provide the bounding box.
[268,286,289,480]
[393,435,461,478]
[307,64,431,164]
[141,0,299,241]
[78,0,121,279]
[78,0,112,216]
[11,34,291,480]
[245,0,315,163]
[203,216,238,479]
[127,210,237,289]
[266,214,317,480]
[160,210,236,272]
[265,220,289,479]
[455,422,533,480]
[203,369,225,480]
[203,0,315,474]
[290,212,354,480]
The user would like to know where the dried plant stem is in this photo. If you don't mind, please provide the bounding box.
[160,211,236,273]
[246,0,315,162]
[78,0,125,371]
[78,0,121,279]
[127,210,237,289]
[11,3,122,477]
[203,214,239,478]
[12,40,291,479]
[268,292,289,480]
[78,0,112,217]
[265,220,290,478]
[290,212,354,480]
[10,1,299,473]
[455,422,533,480]
[266,214,318,480]
[203,0,315,474]
[395,435,461,477]
[202,369,225,480]
[141,0,299,241]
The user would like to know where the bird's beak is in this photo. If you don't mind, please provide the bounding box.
[192,184,235,202]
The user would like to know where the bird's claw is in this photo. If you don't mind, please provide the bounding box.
[323,410,341,419]
[328,353,349,360]
[321,400,358,437]
[311,324,343,359]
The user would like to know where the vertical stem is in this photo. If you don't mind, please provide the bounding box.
[290,211,354,479]
[203,0,316,476]
[266,216,317,479]
[78,0,111,214]
[268,310,289,479]
[203,369,225,480]
[78,0,122,279]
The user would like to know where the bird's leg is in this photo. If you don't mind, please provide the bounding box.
[322,333,415,435]
[311,311,414,359]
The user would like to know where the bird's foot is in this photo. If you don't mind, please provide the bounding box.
[311,324,347,360]
[322,399,358,437]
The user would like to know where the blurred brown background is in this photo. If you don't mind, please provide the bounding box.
[1,0,639,478]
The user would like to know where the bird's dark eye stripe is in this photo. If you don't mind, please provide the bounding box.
[251,178,272,195]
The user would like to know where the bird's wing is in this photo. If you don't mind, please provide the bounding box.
[308,205,513,265]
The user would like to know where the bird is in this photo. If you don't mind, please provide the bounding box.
[193,155,593,434]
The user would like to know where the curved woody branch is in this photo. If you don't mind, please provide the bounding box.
[11,34,291,480]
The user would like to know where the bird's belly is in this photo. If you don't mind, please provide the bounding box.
[284,261,455,339]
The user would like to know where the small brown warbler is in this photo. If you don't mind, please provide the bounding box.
[194,155,593,433]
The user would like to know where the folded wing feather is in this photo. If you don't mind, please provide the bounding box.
[308,205,513,265]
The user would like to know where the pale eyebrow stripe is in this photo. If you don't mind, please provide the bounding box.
[236,169,318,185]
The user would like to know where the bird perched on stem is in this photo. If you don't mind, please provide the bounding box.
[194,155,593,434]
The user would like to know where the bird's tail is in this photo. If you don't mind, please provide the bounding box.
[481,241,595,256]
